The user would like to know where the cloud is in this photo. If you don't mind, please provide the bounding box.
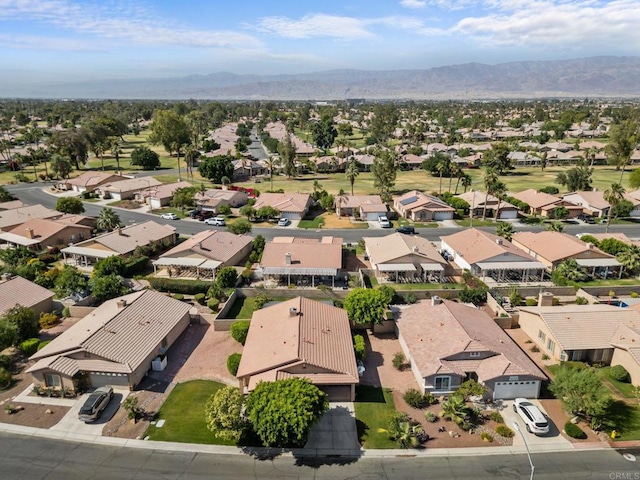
[0,32,99,51]
[400,0,427,8]
[256,13,375,39]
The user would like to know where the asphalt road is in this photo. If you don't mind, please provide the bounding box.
[6,182,640,243]
[0,432,637,479]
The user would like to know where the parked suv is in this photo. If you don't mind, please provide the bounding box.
[513,398,549,435]
[204,216,226,226]
[396,226,416,234]
[78,386,113,423]
[378,215,392,228]
[578,213,595,224]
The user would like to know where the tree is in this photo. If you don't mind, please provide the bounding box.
[553,259,587,283]
[227,219,252,234]
[130,146,160,170]
[629,168,640,189]
[54,266,88,297]
[482,142,513,175]
[184,145,200,180]
[545,221,565,233]
[605,120,638,183]
[92,256,126,277]
[337,123,353,138]
[439,394,472,429]
[343,288,389,325]
[612,199,634,220]
[310,117,337,150]
[265,156,279,191]
[618,245,640,274]
[170,186,197,213]
[205,386,247,442]
[49,153,73,179]
[90,274,129,302]
[371,150,397,202]
[216,266,238,288]
[96,207,121,231]
[496,222,514,241]
[556,165,593,192]
[0,186,14,202]
[149,109,191,181]
[436,156,451,194]
[199,155,234,184]
[549,365,612,420]
[0,305,37,346]
[55,196,84,214]
[110,140,122,172]
[239,205,256,221]
[461,173,472,193]
[492,180,507,221]
[553,206,569,220]
[482,168,498,220]
[256,206,280,221]
[344,159,360,196]
[244,378,328,447]
[122,396,145,422]
[279,134,296,178]
[598,238,628,256]
[604,183,625,233]
[456,379,488,401]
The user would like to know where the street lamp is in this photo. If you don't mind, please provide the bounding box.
[513,421,535,480]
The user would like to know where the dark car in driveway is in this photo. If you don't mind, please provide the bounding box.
[78,386,113,423]
[396,226,416,234]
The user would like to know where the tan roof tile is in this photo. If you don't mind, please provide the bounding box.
[70,221,176,255]
[441,228,536,265]
[260,236,342,272]
[253,192,311,214]
[364,232,446,266]
[0,275,54,317]
[0,205,61,231]
[161,230,252,264]
[512,231,613,263]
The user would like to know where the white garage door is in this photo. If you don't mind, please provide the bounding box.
[434,211,453,221]
[498,210,518,220]
[89,372,129,389]
[365,212,380,221]
[280,212,299,220]
[493,380,540,400]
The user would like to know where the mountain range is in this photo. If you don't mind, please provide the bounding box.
[5,56,640,100]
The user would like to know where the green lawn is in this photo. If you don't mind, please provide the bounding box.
[153,207,187,219]
[145,380,235,445]
[578,279,640,287]
[608,401,640,441]
[389,283,463,291]
[597,367,637,398]
[455,219,497,227]
[298,217,324,229]
[223,296,290,319]
[354,386,399,449]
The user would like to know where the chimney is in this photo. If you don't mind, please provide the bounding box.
[116,299,127,309]
[432,295,442,306]
[25,228,34,239]
[289,307,298,316]
[117,227,122,236]
[538,292,554,307]
[285,252,292,265]
[496,238,503,245]
[413,245,419,253]
[587,243,594,249]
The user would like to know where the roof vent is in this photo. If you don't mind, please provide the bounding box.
[285,252,292,265]
[116,299,127,309]
[413,245,419,253]
[432,295,442,306]
[1,273,13,281]
[289,307,298,316]
[496,238,503,245]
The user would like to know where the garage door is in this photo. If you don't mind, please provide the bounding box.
[365,212,380,221]
[493,380,540,400]
[434,211,453,221]
[319,385,352,402]
[498,210,518,220]
[89,372,129,389]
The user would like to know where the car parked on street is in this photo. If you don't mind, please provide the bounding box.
[204,216,226,226]
[78,386,113,423]
[513,398,549,435]
[578,213,595,224]
[396,226,416,234]
[160,212,179,220]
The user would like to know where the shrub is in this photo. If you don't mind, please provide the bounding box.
[631,292,639,298]
[456,379,488,400]
[404,388,430,409]
[564,421,587,439]
[227,353,242,376]
[0,367,12,387]
[148,277,213,295]
[541,354,550,360]
[19,338,40,356]
[216,267,238,288]
[37,340,51,351]
[495,424,514,438]
[62,306,70,318]
[525,298,538,306]
[194,293,206,305]
[530,345,540,353]
[353,334,366,361]
[230,320,250,345]
[489,411,504,423]
[552,297,561,306]
[172,294,185,301]
[253,292,270,310]
[424,411,438,423]
[207,298,220,312]
[575,296,589,305]
[524,339,533,344]
[403,293,417,304]
[333,299,344,308]
[392,352,407,370]
[39,312,59,330]
[610,365,631,383]
[122,256,149,277]
[0,354,12,370]
[480,432,494,442]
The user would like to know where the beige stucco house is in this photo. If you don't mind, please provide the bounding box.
[0,274,54,318]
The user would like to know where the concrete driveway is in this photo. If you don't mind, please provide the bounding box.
[500,399,571,447]
[51,389,129,435]
[304,402,360,453]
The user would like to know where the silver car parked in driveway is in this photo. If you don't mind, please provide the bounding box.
[78,386,113,423]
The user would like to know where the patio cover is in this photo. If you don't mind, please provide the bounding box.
[262,267,338,276]
[153,257,222,269]
[377,263,417,272]
[0,232,40,246]
[476,261,546,271]
[61,246,115,259]
[419,263,445,272]
[575,258,621,268]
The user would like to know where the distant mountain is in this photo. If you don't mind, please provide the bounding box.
[5,56,640,100]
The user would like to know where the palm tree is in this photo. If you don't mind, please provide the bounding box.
[482,168,498,220]
[545,221,565,233]
[266,156,279,192]
[449,163,460,193]
[26,147,39,181]
[492,181,507,221]
[604,182,626,233]
[171,142,185,182]
[461,173,472,193]
[110,140,122,173]
[618,245,640,274]
[496,222,515,241]
[96,207,121,232]
[345,158,360,196]
[184,145,200,180]
[436,158,450,194]
[555,259,586,282]
[439,394,471,429]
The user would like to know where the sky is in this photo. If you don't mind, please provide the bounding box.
[1,0,639,86]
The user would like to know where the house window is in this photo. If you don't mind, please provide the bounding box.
[434,376,451,390]
[469,352,481,358]
[547,339,555,354]
[538,330,546,341]
[45,373,62,388]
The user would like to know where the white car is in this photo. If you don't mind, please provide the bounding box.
[378,215,391,228]
[161,213,179,220]
[277,218,290,227]
[204,216,226,226]
[513,398,549,435]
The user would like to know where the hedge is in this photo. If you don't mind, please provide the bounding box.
[149,277,213,295]
[353,334,366,361]
[610,365,630,383]
[37,340,52,351]
[227,353,242,376]
[207,298,220,312]
[19,338,40,357]
[122,255,149,277]
[230,321,250,345]
[194,293,206,305]
[564,421,587,439]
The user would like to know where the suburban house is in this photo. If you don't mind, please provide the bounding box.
[563,190,640,218]
[364,233,448,282]
[0,204,62,232]
[440,228,546,283]
[236,297,359,401]
[393,191,455,221]
[0,218,93,250]
[510,189,583,218]
[397,298,546,399]
[518,304,640,374]
[457,191,519,220]
[59,172,126,193]
[0,274,54,317]
[101,177,162,201]
[153,230,253,279]
[586,232,640,247]
[27,290,192,392]
[253,192,313,220]
[138,181,192,210]
[335,195,387,220]
[61,221,177,266]
[0,200,25,211]
[512,231,622,276]
[194,188,248,213]
[260,236,343,287]
[54,213,97,228]
[400,153,424,169]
